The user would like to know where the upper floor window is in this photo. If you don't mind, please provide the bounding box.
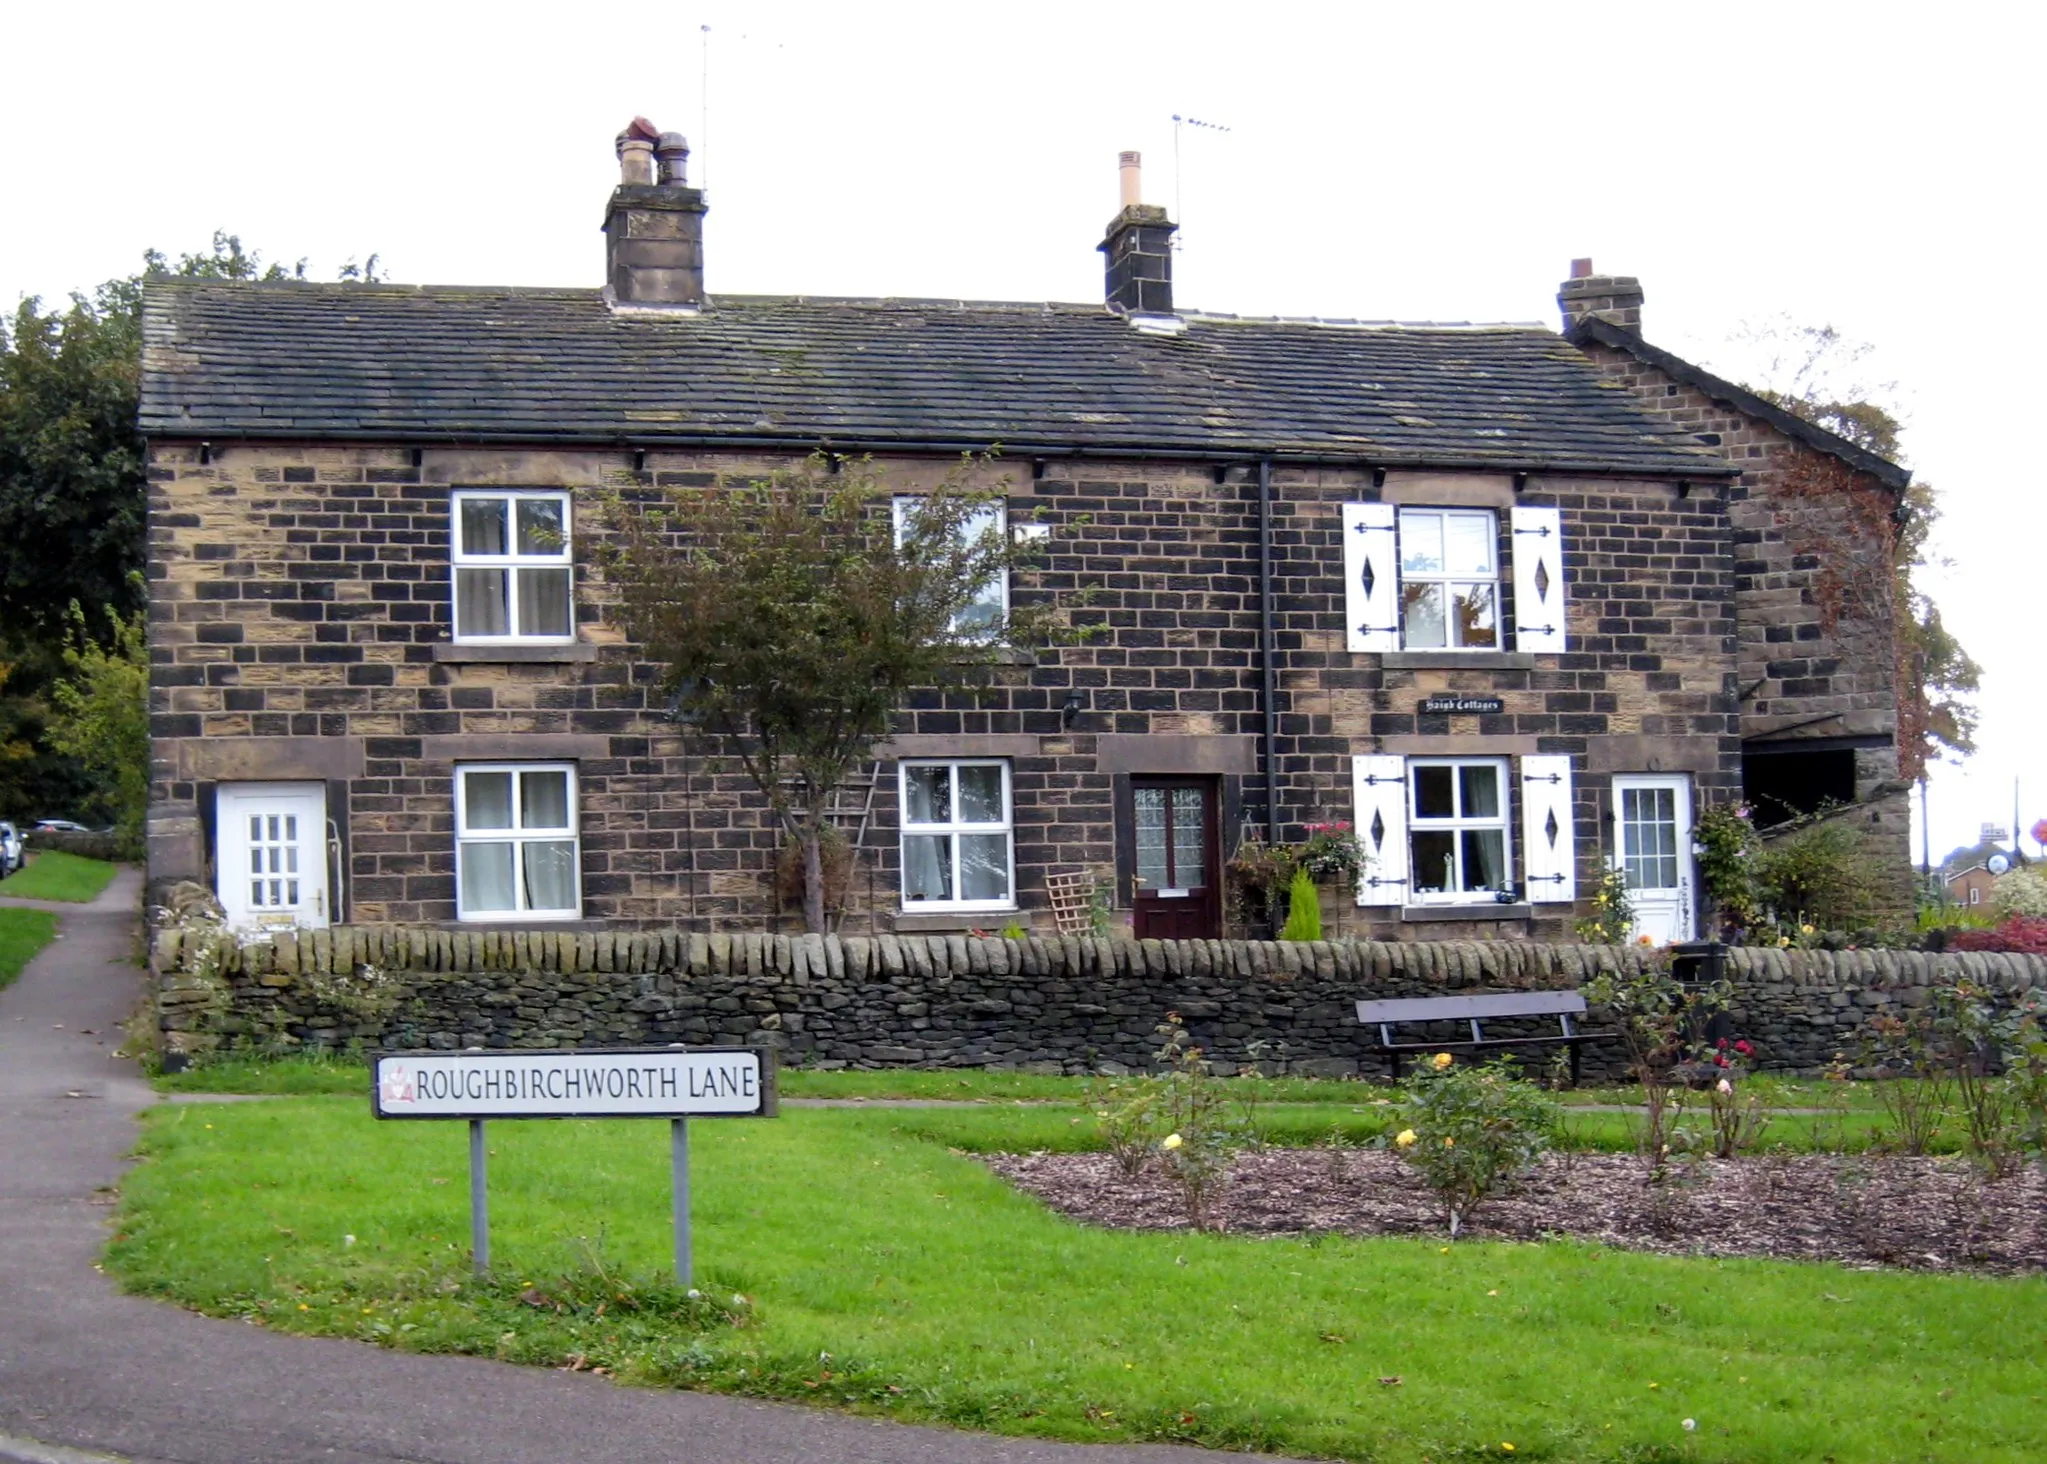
[892,497,1007,638]
[456,762,581,920]
[900,758,1014,911]
[1398,508,1498,649]
[1341,501,1566,655]
[453,490,573,642]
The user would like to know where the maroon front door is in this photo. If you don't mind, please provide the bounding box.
[1131,779,1221,940]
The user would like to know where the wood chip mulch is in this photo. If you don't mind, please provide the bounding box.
[982,1148,2047,1275]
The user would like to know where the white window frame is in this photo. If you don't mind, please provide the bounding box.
[898,758,1016,913]
[1396,507,1502,652]
[1406,756,1514,904]
[451,489,575,644]
[892,496,1009,638]
[454,761,582,922]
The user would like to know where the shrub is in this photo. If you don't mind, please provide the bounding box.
[1992,867,2047,919]
[1948,915,2047,955]
[1754,821,1882,930]
[1392,1055,1559,1239]
[1278,866,1322,942]
[1694,802,1761,934]
[1150,1017,1247,1229]
[1574,863,1634,944]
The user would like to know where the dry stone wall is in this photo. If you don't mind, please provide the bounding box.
[154,927,2047,1082]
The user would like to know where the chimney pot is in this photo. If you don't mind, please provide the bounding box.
[616,128,656,187]
[1118,150,1143,210]
[1570,257,1594,280]
[655,131,691,186]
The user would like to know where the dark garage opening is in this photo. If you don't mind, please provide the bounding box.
[1742,743,1859,827]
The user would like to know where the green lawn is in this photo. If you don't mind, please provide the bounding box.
[0,907,59,989]
[0,850,118,902]
[110,1098,2045,1462]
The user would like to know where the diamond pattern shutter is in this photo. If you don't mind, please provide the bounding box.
[1520,754,1577,903]
[1352,754,1409,906]
[1341,502,1399,653]
[1510,504,1566,653]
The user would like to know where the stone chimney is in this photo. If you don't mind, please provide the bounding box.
[1098,151,1178,318]
[604,117,707,309]
[1557,257,1644,334]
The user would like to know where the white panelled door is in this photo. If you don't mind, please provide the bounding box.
[217,782,330,931]
[1613,775,1695,944]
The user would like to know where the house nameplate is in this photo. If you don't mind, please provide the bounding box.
[1419,695,1504,715]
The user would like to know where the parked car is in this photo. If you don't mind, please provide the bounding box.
[31,819,93,835]
[0,822,22,877]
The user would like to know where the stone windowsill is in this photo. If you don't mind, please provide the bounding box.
[893,911,1026,934]
[1398,903,1533,923]
[1381,651,1537,671]
[424,917,611,932]
[431,642,601,664]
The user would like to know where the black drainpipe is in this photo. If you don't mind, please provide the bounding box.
[1258,458,1279,845]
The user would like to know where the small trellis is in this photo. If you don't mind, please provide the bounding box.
[1043,869,1098,936]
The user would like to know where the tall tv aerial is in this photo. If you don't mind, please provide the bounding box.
[1171,113,1234,245]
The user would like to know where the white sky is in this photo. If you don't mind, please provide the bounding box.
[5,0,2039,864]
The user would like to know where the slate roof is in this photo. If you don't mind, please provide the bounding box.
[1567,316,1911,491]
[141,280,1735,476]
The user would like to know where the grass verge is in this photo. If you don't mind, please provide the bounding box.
[0,850,118,903]
[0,907,60,990]
[111,1098,2045,1462]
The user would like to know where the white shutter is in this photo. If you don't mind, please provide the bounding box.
[1510,504,1566,653]
[1352,754,1409,906]
[1520,754,1577,904]
[1341,502,1400,653]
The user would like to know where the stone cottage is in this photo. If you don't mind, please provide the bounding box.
[138,125,1911,944]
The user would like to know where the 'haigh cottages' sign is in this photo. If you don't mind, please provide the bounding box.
[1419,695,1505,715]
[373,1047,772,1119]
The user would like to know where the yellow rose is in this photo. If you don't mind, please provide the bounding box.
[1431,1052,1454,1071]
[1444,1136,1455,1147]
[1160,1133,1183,1151]
[1395,1129,1418,1148]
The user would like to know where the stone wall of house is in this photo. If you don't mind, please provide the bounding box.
[153,925,2047,1082]
[146,441,1744,942]
[1570,338,1913,899]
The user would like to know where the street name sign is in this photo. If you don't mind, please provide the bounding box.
[371,1045,775,1280]
[373,1047,772,1119]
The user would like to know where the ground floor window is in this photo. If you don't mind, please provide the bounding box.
[900,759,1014,910]
[456,763,580,920]
[1408,757,1511,900]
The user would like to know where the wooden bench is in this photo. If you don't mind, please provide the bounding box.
[1354,991,1608,1085]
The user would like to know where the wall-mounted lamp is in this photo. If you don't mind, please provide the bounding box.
[1370,466,1387,490]
[633,449,648,475]
[409,447,425,469]
[198,441,214,465]
[1031,457,1049,481]
[1512,471,1530,493]
[1061,690,1085,728]
[1677,479,1692,499]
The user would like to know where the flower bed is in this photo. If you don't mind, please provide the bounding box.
[985,1148,2047,1276]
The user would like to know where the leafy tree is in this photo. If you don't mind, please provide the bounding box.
[1736,320,1979,775]
[1,233,378,816]
[601,454,1076,933]
[44,605,148,848]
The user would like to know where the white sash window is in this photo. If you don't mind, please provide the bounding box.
[900,759,1015,911]
[452,490,574,643]
[1341,501,1569,654]
[456,763,582,920]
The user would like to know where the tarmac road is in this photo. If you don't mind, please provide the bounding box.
[0,873,1260,1464]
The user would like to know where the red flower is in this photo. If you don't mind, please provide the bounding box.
[1734,1039,1754,1056]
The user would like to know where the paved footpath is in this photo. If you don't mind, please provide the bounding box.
[0,873,1258,1464]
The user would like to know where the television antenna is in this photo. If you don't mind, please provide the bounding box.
[1170,114,1233,246]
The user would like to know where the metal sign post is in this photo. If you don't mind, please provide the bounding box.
[469,1118,490,1273]
[373,1046,775,1281]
